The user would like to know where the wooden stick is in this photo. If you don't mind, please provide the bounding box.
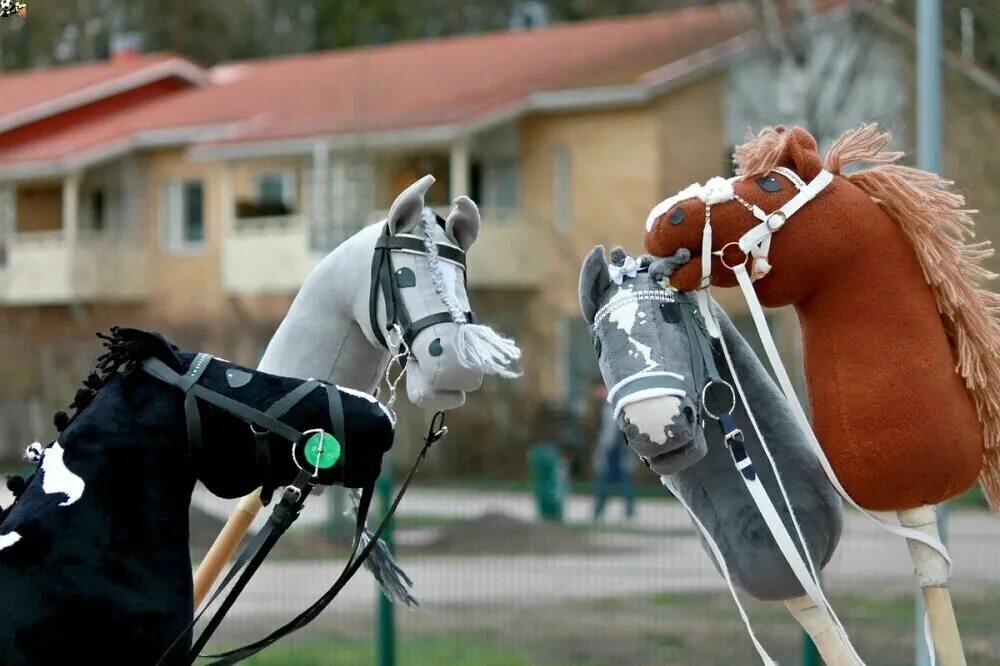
[785,595,854,666]
[192,489,263,609]
[898,505,967,666]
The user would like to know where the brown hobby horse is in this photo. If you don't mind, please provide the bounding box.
[645,124,1000,665]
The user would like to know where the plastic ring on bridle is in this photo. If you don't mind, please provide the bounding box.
[701,379,736,421]
[291,428,343,484]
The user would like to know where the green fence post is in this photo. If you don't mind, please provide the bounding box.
[802,632,820,666]
[376,460,395,666]
[527,443,567,521]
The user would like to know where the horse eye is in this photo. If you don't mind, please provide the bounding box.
[660,302,681,323]
[756,176,782,193]
[395,267,416,287]
[668,207,685,225]
[593,335,602,357]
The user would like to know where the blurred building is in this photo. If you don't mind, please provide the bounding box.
[0,3,996,468]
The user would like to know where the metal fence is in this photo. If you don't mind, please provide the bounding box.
[184,391,1000,666]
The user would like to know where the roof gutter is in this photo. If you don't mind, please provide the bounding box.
[0,122,236,180]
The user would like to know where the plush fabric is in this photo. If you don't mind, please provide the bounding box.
[259,175,489,412]
[669,302,842,601]
[644,125,985,512]
[0,329,394,666]
[579,247,705,474]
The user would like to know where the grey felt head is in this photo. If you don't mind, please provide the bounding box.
[259,174,520,413]
[370,175,520,408]
[580,245,706,475]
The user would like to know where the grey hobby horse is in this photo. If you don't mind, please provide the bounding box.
[581,246,856,664]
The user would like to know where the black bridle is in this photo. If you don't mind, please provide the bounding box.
[146,353,448,665]
[672,293,757,482]
[368,218,475,356]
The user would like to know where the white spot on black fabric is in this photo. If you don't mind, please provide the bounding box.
[41,442,85,506]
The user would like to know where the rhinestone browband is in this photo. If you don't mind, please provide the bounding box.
[593,290,677,327]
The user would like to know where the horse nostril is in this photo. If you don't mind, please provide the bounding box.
[429,338,443,357]
[683,406,695,423]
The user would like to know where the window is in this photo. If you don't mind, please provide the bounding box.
[490,159,520,213]
[553,144,571,234]
[471,159,520,218]
[254,171,296,209]
[162,179,205,253]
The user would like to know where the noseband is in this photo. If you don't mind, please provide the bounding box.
[368,218,475,358]
[592,272,733,423]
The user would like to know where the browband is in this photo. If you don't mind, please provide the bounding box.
[375,235,467,267]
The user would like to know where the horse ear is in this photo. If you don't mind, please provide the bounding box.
[780,127,823,180]
[387,174,435,235]
[445,196,481,251]
[580,246,612,324]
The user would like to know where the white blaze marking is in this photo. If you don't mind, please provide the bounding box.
[624,397,682,446]
[608,285,638,334]
[629,338,658,372]
[0,532,21,551]
[41,442,85,506]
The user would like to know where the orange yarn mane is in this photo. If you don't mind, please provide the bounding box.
[735,123,1000,511]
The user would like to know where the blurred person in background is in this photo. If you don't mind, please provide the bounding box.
[591,380,636,520]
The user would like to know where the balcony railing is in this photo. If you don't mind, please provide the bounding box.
[0,229,151,305]
[221,208,544,295]
[223,214,319,294]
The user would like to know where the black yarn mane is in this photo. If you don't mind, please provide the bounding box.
[3,327,182,519]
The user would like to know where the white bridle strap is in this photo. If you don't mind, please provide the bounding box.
[739,169,834,256]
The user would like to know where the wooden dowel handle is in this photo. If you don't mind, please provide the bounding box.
[785,595,854,666]
[898,506,967,666]
[192,489,263,610]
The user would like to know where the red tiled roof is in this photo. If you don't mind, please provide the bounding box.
[0,4,756,170]
[0,53,204,122]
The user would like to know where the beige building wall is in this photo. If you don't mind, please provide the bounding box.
[518,74,730,398]
[143,149,229,327]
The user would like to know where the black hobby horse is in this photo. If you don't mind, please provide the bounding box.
[0,328,395,665]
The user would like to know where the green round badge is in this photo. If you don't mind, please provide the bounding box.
[303,432,341,470]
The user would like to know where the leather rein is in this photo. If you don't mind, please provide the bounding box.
[147,353,448,664]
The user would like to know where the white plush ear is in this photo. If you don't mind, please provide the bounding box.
[387,174,435,235]
[445,196,481,251]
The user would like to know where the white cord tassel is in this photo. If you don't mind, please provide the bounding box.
[455,324,522,377]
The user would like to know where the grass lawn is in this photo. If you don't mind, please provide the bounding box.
[230,590,1000,666]
[241,636,542,666]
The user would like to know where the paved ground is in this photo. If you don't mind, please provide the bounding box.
[187,487,1000,622]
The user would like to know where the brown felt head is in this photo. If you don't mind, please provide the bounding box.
[644,125,860,306]
[644,123,1000,513]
